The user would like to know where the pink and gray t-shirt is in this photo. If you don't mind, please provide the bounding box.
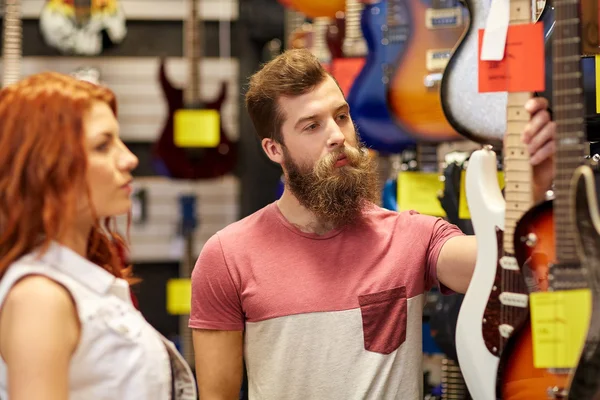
[189,202,463,399]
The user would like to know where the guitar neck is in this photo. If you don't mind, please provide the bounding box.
[284,9,305,49]
[312,17,332,63]
[502,0,537,253]
[552,0,586,264]
[342,0,366,57]
[2,0,22,88]
[185,0,201,106]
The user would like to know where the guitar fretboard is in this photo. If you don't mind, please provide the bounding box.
[185,0,202,107]
[342,0,367,57]
[313,17,332,64]
[552,0,586,265]
[504,93,533,253]
[2,0,22,88]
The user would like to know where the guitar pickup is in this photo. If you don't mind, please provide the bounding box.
[500,256,520,271]
[425,7,463,29]
[425,49,452,72]
[499,292,529,308]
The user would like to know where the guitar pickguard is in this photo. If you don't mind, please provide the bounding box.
[481,229,529,357]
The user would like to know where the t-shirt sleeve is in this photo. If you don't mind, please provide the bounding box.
[421,215,465,294]
[189,234,244,331]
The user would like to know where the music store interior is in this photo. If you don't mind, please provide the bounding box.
[2,0,600,398]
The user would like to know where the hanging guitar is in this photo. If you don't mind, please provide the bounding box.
[567,163,600,400]
[345,0,416,154]
[2,0,22,88]
[385,0,468,143]
[39,0,127,56]
[153,0,237,180]
[496,0,589,395]
[439,0,553,145]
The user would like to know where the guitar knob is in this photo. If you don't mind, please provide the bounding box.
[523,233,537,247]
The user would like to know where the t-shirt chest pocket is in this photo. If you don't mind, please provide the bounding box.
[358,286,407,355]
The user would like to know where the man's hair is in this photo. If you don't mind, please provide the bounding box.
[245,48,329,144]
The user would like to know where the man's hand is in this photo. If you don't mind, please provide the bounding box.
[523,97,555,203]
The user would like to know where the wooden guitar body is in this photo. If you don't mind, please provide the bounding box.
[386,0,467,142]
[152,59,237,180]
[346,0,415,153]
[496,200,570,400]
[568,165,600,400]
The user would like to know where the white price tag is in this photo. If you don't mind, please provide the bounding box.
[480,0,510,61]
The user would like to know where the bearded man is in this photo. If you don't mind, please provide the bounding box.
[188,49,556,399]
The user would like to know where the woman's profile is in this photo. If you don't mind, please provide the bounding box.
[0,72,196,399]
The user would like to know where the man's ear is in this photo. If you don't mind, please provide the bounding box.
[262,138,284,164]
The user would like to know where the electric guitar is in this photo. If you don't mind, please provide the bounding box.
[439,0,553,145]
[386,0,468,142]
[2,0,21,88]
[455,0,539,397]
[152,0,237,180]
[567,164,600,400]
[346,0,416,154]
[498,0,588,396]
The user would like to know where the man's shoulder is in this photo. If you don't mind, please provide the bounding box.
[213,202,277,243]
[363,204,439,225]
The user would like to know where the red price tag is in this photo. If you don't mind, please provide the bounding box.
[478,23,545,93]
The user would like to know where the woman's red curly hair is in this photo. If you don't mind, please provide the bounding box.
[0,71,134,281]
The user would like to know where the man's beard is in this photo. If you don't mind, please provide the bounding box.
[282,141,380,229]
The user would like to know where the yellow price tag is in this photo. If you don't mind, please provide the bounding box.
[530,289,592,369]
[596,55,600,113]
[174,109,220,148]
[397,171,445,217]
[458,170,505,220]
[166,278,192,315]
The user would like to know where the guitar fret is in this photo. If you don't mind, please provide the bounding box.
[554,37,581,45]
[556,117,585,125]
[554,17,580,26]
[553,72,582,80]
[553,103,584,112]
[552,87,583,96]
[553,0,579,4]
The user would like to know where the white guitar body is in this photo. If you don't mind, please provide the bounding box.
[455,147,504,400]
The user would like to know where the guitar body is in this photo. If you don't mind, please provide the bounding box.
[386,0,468,142]
[568,165,600,400]
[455,148,508,400]
[495,200,570,399]
[346,1,415,153]
[152,59,237,180]
[440,0,554,145]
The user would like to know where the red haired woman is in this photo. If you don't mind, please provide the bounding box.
[0,72,196,399]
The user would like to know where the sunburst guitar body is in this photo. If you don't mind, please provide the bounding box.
[498,201,569,399]
[386,0,467,142]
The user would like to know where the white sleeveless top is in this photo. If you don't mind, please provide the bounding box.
[0,243,197,400]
